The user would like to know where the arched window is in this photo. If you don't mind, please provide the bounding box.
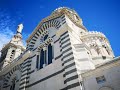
[10,79,15,90]
[36,55,39,69]
[40,37,44,44]
[102,45,110,55]
[44,34,48,41]
[44,50,47,64]
[10,50,15,60]
[12,50,15,53]
[40,49,44,69]
[48,44,53,64]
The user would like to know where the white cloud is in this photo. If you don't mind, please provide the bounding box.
[0,9,27,51]
[0,27,28,50]
[0,27,14,57]
[0,10,14,51]
[0,27,28,59]
[0,9,30,58]
[0,27,14,50]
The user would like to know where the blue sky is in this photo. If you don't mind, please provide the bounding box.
[0,0,120,56]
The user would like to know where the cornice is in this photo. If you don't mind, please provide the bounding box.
[1,42,25,52]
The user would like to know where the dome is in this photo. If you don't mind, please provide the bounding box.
[52,7,83,26]
[52,7,80,17]
[53,7,79,16]
[53,7,75,13]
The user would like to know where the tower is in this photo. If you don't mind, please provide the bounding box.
[0,7,117,90]
[24,7,115,90]
[0,24,25,69]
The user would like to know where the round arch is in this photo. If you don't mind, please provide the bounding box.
[28,19,61,50]
[3,66,22,89]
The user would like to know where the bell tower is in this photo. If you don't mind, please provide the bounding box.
[0,24,26,69]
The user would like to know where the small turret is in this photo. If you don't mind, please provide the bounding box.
[80,31,114,65]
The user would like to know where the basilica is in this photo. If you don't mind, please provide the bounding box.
[0,7,120,90]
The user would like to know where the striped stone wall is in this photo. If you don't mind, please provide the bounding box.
[60,31,81,90]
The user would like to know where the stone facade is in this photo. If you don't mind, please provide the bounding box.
[81,57,120,90]
[0,7,119,90]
